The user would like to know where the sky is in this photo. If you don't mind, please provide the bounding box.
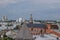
[0,0,60,20]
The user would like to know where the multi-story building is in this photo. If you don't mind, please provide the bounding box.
[1,16,8,21]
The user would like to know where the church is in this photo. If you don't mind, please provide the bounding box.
[25,14,59,35]
[25,14,47,35]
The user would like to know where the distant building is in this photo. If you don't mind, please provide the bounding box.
[16,18,23,23]
[26,14,46,35]
[16,18,26,23]
[1,16,8,21]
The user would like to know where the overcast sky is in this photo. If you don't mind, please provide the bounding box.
[0,0,60,20]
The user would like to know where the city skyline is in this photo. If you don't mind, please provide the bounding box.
[0,0,60,20]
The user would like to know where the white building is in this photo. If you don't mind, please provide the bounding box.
[1,16,8,21]
[16,18,23,23]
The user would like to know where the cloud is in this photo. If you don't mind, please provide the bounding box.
[0,0,28,7]
[0,0,17,4]
[30,0,60,9]
[0,0,60,7]
[31,0,60,4]
[0,0,60,5]
[0,0,17,6]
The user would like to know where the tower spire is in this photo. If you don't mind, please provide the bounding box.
[29,14,33,24]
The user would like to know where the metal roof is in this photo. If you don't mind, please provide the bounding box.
[27,24,46,28]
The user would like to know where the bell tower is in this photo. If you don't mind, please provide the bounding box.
[29,14,33,24]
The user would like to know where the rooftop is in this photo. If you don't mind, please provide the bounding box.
[27,23,46,28]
